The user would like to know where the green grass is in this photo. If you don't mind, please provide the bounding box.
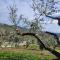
[27,44,40,50]
[0,51,40,60]
[0,48,57,60]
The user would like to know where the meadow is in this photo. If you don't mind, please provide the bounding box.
[0,48,57,60]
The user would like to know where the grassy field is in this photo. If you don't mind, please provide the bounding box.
[0,48,57,60]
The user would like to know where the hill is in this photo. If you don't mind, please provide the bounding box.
[0,23,29,33]
[0,23,58,48]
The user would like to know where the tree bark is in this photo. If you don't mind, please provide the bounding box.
[21,33,60,58]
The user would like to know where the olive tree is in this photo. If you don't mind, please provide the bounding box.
[9,4,25,30]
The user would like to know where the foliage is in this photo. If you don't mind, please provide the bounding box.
[27,44,39,50]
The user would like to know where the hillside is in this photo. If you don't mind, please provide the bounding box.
[0,23,58,49]
[0,23,29,33]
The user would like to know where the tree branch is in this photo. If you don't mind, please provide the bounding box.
[45,31,60,44]
[21,32,60,58]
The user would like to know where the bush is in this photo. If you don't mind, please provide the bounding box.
[27,44,39,50]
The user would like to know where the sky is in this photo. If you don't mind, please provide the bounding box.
[0,0,34,24]
[0,0,60,33]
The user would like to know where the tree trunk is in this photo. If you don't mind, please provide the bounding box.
[21,33,60,58]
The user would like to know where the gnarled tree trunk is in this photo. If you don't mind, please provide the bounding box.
[20,33,60,58]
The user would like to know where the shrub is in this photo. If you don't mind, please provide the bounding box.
[27,44,39,50]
